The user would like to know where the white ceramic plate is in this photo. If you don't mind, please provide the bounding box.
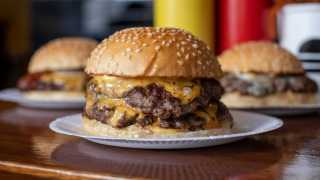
[0,88,85,109]
[49,111,283,149]
[231,106,319,116]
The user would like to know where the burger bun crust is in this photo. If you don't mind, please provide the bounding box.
[29,37,98,73]
[22,91,84,102]
[83,116,233,138]
[85,27,222,79]
[218,41,304,75]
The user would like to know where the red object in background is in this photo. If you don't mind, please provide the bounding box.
[218,0,273,54]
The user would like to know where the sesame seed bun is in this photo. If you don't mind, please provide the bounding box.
[85,27,222,78]
[218,41,304,75]
[221,92,317,108]
[29,37,98,73]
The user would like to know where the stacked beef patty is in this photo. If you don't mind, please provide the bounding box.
[85,77,232,131]
[221,73,318,97]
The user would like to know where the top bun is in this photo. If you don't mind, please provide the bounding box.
[85,27,222,79]
[218,41,304,75]
[29,37,98,73]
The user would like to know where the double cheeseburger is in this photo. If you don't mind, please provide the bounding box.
[219,41,318,107]
[18,37,97,101]
[83,27,233,138]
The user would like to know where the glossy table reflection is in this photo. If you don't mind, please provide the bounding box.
[0,102,319,179]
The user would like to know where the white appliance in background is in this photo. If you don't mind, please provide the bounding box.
[278,3,320,71]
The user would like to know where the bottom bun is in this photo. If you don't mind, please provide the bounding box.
[82,116,233,138]
[221,92,318,108]
[23,91,84,102]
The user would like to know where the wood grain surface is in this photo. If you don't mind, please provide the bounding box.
[0,101,319,179]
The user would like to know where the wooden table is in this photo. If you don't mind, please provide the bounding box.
[0,101,319,179]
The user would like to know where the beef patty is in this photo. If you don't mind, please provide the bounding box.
[221,73,318,97]
[17,69,85,91]
[85,79,231,130]
[123,79,223,119]
[17,72,64,91]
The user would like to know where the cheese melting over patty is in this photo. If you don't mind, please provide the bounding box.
[89,75,201,104]
[40,71,85,91]
[85,75,221,130]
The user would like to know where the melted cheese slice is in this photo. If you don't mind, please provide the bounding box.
[87,92,220,130]
[86,90,142,127]
[41,71,85,91]
[98,97,143,127]
[91,75,201,104]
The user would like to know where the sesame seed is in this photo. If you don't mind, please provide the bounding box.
[192,52,196,57]
[135,48,141,53]
[165,43,170,47]
[197,50,202,55]
[197,60,202,65]
[181,41,186,45]
[161,41,166,45]
[142,43,148,47]
[192,44,199,48]
[181,47,185,52]
[183,87,192,96]
[126,48,131,52]
[185,54,189,60]
[177,52,181,57]
[170,29,177,33]
[115,39,119,42]
[177,60,183,65]
[155,45,161,51]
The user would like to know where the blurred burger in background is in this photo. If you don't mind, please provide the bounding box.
[83,27,233,138]
[219,41,318,107]
[17,37,97,101]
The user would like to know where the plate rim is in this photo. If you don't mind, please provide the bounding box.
[49,110,283,142]
[0,88,85,105]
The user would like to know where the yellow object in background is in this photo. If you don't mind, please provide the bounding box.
[154,0,215,49]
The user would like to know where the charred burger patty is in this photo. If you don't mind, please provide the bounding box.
[84,76,232,131]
